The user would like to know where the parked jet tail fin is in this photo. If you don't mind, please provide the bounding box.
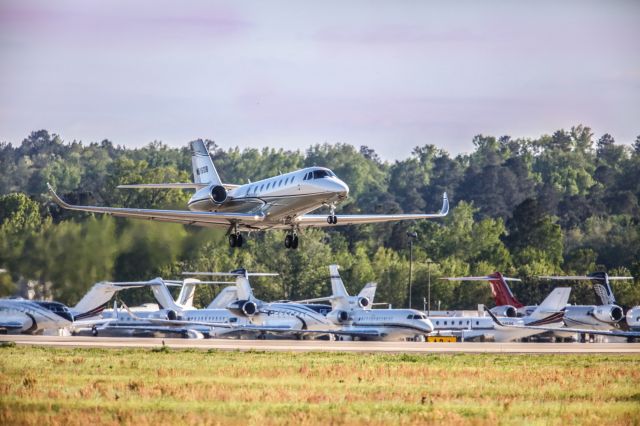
[526,287,571,322]
[441,272,524,308]
[182,269,278,301]
[329,264,350,306]
[357,282,377,309]
[539,273,632,306]
[206,286,239,309]
[71,281,154,320]
[190,140,222,185]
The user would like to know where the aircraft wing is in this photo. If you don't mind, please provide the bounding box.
[117,183,240,190]
[48,184,264,227]
[295,192,449,228]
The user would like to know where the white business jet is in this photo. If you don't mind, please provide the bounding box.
[48,140,448,249]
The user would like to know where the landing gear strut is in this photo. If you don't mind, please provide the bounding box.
[326,205,338,224]
[284,233,299,249]
[228,232,244,248]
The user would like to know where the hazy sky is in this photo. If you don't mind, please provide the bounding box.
[1,1,638,159]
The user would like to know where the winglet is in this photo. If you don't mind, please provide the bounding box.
[440,192,449,216]
[47,183,73,209]
[484,307,505,327]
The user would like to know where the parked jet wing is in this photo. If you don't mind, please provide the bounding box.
[295,192,448,228]
[117,183,240,190]
[48,184,264,227]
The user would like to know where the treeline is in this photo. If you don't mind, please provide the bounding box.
[1,128,639,309]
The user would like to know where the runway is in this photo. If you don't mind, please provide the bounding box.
[3,334,640,353]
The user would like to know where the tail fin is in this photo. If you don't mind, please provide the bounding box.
[588,272,616,305]
[71,281,149,319]
[206,286,239,309]
[148,278,183,311]
[442,272,524,308]
[234,274,254,300]
[329,265,351,309]
[487,272,524,308]
[177,278,199,308]
[190,140,222,185]
[526,287,571,322]
[357,282,377,310]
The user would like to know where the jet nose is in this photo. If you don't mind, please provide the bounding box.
[422,319,434,333]
[334,178,349,199]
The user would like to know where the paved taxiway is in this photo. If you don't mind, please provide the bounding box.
[2,335,640,353]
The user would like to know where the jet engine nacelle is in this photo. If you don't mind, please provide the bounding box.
[210,185,227,205]
[227,300,258,317]
[626,306,640,330]
[166,310,179,321]
[327,310,350,324]
[490,305,517,318]
[592,304,624,323]
[357,297,370,309]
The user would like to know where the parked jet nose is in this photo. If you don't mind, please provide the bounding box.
[420,318,434,333]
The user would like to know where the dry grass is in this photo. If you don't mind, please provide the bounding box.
[0,346,639,425]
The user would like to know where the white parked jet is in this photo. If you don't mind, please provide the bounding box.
[428,287,571,342]
[293,265,434,341]
[48,140,448,249]
[0,281,147,334]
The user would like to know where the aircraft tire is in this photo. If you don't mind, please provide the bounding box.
[91,326,98,337]
[284,234,293,248]
[236,234,243,247]
[291,235,299,249]
[228,234,237,248]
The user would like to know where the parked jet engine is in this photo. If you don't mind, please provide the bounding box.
[357,297,370,309]
[327,310,350,324]
[592,304,624,323]
[564,305,623,327]
[490,305,517,318]
[227,300,258,317]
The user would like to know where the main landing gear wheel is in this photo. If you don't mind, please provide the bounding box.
[284,234,299,249]
[326,215,337,224]
[228,233,243,248]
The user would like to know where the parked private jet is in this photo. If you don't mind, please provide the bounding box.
[293,265,434,341]
[427,286,571,342]
[0,281,147,334]
[48,140,448,249]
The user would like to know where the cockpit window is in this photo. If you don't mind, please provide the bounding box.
[313,170,333,179]
[407,314,414,319]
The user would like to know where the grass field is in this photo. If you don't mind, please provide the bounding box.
[1,344,639,425]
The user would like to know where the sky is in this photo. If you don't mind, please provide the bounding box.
[1,0,638,159]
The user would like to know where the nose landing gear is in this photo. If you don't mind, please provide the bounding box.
[326,204,338,224]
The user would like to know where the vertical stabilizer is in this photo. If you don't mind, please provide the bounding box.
[206,286,239,309]
[190,140,222,185]
[488,272,524,308]
[72,281,147,319]
[526,287,571,322]
[149,278,183,311]
[177,278,198,308]
[329,265,350,309]
[588,272,616,305]
[357,282,377,310]
[235,274,254,300]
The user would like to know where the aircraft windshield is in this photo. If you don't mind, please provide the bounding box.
[313,170,334,179]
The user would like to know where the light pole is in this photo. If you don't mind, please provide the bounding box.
[407,231,418,309]
[426,259,434,316]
